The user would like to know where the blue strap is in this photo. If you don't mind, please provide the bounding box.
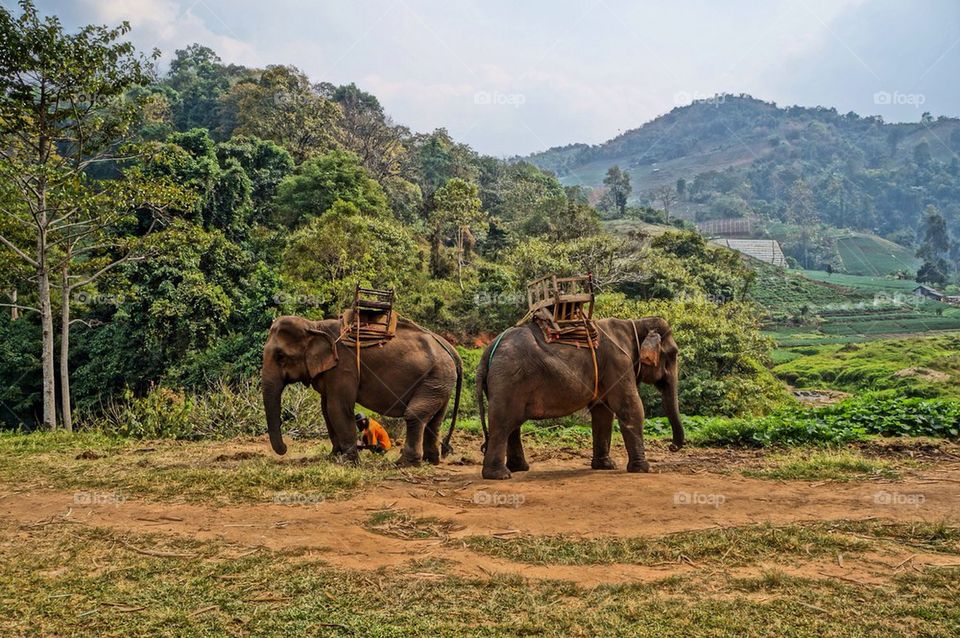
[488,330,508,367]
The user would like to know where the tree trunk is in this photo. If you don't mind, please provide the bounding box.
[456,227,464,292]
[59,264,73,432]
[9,289,17,321]
[37,231,57,430]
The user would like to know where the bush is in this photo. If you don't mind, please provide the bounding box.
[657,393,960,447]
[83,378,325,440]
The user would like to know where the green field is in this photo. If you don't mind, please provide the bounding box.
[834,235,920,276]
[773,333,960,398]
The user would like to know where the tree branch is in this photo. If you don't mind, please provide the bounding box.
[0,302,39,314]
[0,233,39,268]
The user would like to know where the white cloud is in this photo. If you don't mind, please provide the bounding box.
[65,0,262,68]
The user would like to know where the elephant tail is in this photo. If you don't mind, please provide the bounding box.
[477,345,490,454]
[441,345,463,458]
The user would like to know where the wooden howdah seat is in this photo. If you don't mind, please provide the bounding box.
[524,273,599,348]
[339,285,398,348]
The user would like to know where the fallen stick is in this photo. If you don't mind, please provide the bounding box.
[121,542,195,559]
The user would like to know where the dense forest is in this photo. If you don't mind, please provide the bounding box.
[528,95,960,246]
[0,5,781,431]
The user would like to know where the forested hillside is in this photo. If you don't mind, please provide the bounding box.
[0,13,778,431]
[527,95,960,243]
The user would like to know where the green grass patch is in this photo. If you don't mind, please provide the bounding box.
[774,333,960,398]
[4,521,959,636]
[744,450,900,481]
[0,432,431,504]
[462,523,870,566]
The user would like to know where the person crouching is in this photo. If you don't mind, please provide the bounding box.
[355,412,392,454]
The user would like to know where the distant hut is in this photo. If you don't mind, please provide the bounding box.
[710,238,786,267]
[912,285,945,302]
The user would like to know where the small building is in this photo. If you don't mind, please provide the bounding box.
[945,295,960,306]
[913,285,945,302]
[710,238,786,267]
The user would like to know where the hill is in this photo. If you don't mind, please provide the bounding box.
[526,95,960,243]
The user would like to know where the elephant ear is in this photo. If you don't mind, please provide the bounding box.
[640,330,661,368]
[305,328,338,379]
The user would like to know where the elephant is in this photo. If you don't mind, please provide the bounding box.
[476,316,683,480]
[262,315,462,465]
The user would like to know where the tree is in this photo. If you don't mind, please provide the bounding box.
[676,177,686,200]
[219,65,340,163]
[165,44,233,132]
[916,204,951,285]
[281,201,421,315]
[430,178,485,290]
[654,184,678,221]
[787,180,817,268]
[0,2,185,429]
[323,82,410,180]
[273,150,388,227]
[602,166,631,217]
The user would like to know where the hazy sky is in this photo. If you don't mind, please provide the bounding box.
[23,0,960,156]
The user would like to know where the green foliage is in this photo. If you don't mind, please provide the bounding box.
[280,202,422,317]
[774,334,960,398]
[87,379,325,441]
[598,293,786,417]
[273,150,388,226]
[528,96,960,245]
[667,393,960,447]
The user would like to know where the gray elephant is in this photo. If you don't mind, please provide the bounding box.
[262,315,462,465]
[477,316,683,479]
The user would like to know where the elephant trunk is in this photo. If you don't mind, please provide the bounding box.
[662,380,684,451]
[262,375,288,455]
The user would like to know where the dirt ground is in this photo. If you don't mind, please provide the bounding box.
[3,440,959,588]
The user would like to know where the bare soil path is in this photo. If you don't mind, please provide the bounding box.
[4,445,959,587]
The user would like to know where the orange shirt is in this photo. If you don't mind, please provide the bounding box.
[361,418,392,450]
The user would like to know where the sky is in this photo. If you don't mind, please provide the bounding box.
[22,0,960,157]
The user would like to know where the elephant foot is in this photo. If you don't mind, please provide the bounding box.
[668,443,683,452]
[396,455,422,468]
[482,465,512,480]
[335,452,360,465]
[591,456,617,470]
[627,459,651,473]
[506,457,529,472]
[423,452,441,466]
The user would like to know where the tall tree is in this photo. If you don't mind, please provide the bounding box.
[430,178,484,290]
[654,184,678,221]
[603,166,632,217]
[916,204,951,285]
[220,65,339,163]
[0,1,184,429]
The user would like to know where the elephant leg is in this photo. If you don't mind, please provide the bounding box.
[421,408,446,466]
[590,404,617,470]
[320,394,343,456]
[506,427,529,472]
[324,394,360,464]
[398,396,436,466]
[616,394,650,473]
[482,401,520,480]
